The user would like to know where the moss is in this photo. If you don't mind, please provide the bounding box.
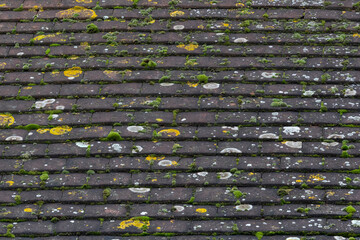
[196,74,209,84]
[140,58,157,68]
[105,131,123,141]
[39,172,49,181]
[23,124,41,130]
[255,232,263,240]
[103,188,111,201]
[232,223,239,232]
[270,99,291,108]
[86,23,99,33]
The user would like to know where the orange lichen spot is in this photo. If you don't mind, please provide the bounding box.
[187,82,198,88]
[0,62,6,69]
[76,0,93,2]
[118,218,150,229]
[149,19,156,24]
[56,6,97,19]
[151,179,157,182]
[37,129,50,134]
[196,208,207,213]
[64,67,82,78]
[177,43,198,51]
[0,114,14,126]
[170,11,185,17]
[145,155,165,161]
[0,4,7,7]
[308,196,316,200]
[198,25,205,29]
[103,70,118,79]
[157,227,161,230]
[156,118,163,122]
[295,180,303,183]
[24,208,33,212]
[248,172,254,176]
[6,181,14,186]
[236,2,245,7]
[158,129,180,137]
[50,126,72,135]
[353,33,360,38]
[307,174,325,182]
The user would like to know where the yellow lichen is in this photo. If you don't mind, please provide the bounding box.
[156,118,163,122]
[353,33,360,38]
[0,4,7,7]
[64,67,82,78]
[50,126,72,135]
[170,11,185,17]
[56,6,97,19]
[187,82,199,88]
[145,156,165,161]
[76,0,92,2]
[117,218,150,229]
[236,2,245,7]
[196,208,207,213]
[103,70,118,78]
[0,114,14,126]
[24,208,33,212]
[176,43,199,51]
[37,129,50,134]
[0,62,6,69]
[307,174,325,183]
[6,181,14,187]
[33,33,61,41]
[158,129,180,137]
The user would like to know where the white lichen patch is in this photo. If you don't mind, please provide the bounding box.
[285,238,300,240]
[34,99,56,109]
[259,133,278,139]
[197,172,208,177]
[5,136,23,141]
[75,142,89,148]
[129,188,150,193]
[173,206,185,212]
[333,236,346,240]
[344,88,356,97]
[218,172,232,179]
[132,145,143,153]
[352,220,360,227]
[327,134,345,139]
[235,204,253,211]
[158,160,174,167]
[261,72,278,78]
[220,148,242,154]
[111,144,122,153]
[348,116,360,121]
[203,83,220,89]
[127,126,144,133]
[321,142,339,147]
[173,25,184,30]
[284,141,302,149]
[234,38,248,43]
[283,126,300,135]
[160,83,174,86]
[56,105,65,110]
[303,90,315,97]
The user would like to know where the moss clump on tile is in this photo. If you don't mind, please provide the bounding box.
[86,23,99,33]
[23,124,41,130]
[196,74,209,84]
[105,131,123,141]
[103,188,111,201]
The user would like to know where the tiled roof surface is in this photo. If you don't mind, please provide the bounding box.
[1,0,360,239]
